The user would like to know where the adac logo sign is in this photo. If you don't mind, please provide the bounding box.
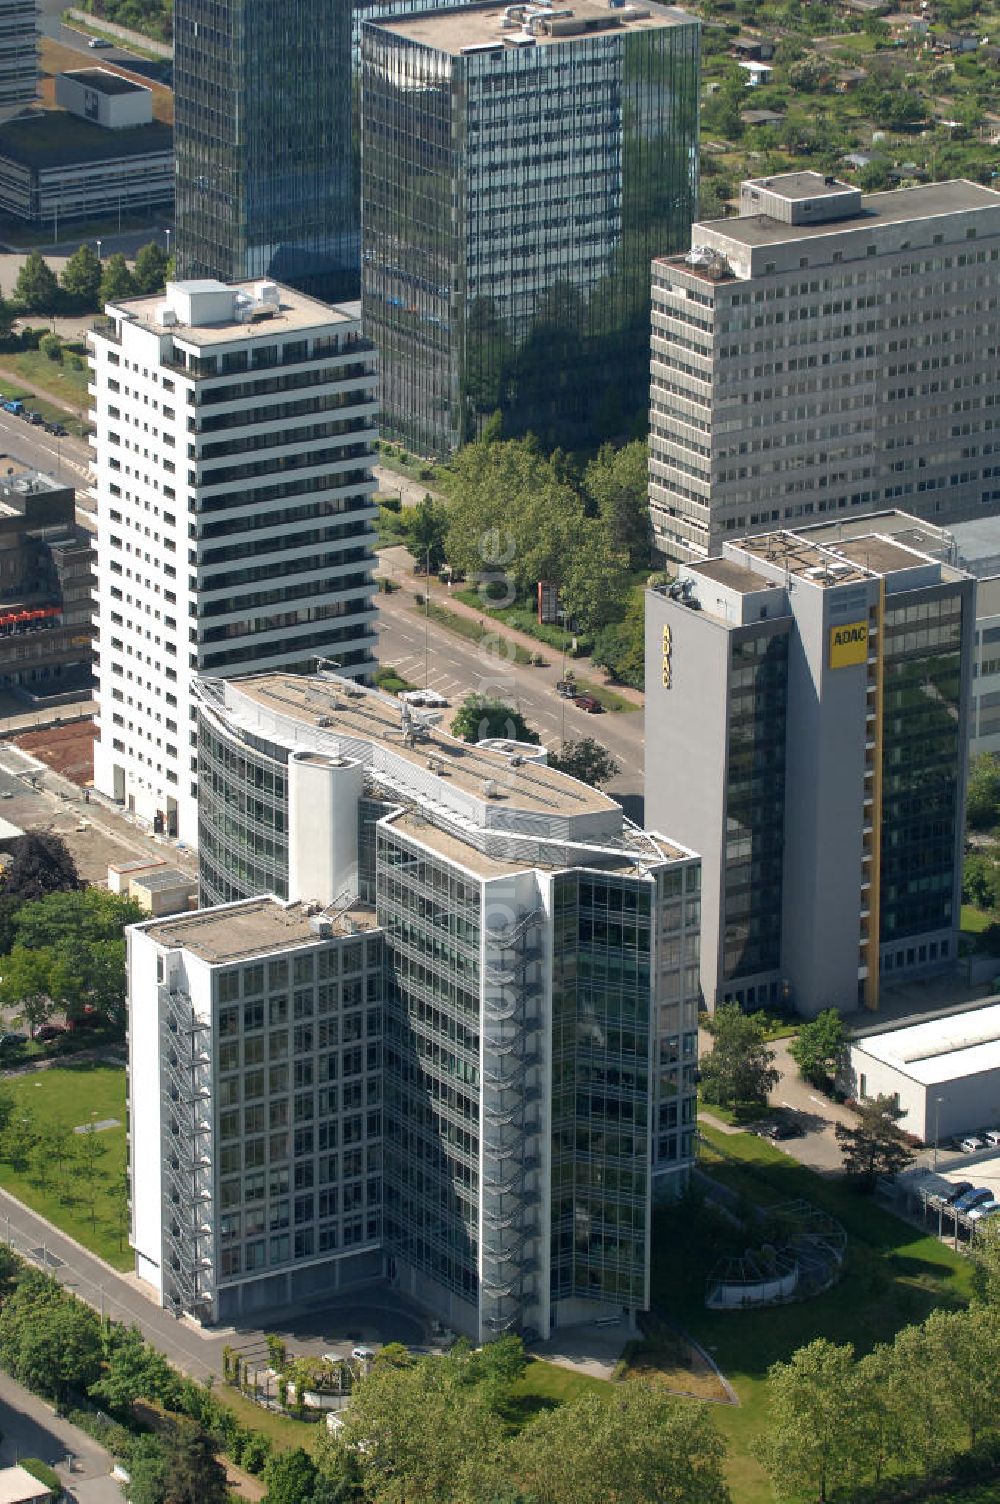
[829,619,868,669]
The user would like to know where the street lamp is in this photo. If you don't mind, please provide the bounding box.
[165,227,172,262]
[95,237,102,264]
[933,1095,944,1170]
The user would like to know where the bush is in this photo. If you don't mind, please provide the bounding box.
[38,332,62,362]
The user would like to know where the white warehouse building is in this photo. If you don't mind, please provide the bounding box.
[89,278,379,847]
[845,1002,1000,1145]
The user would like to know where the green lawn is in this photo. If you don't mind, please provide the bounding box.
[0,370,91,438]
[0,1063,129,1270]
[961,903,993,936]
[414,600,535,666]
[651,1128,973,1504]
[218,1385,323,1455]
[0,346,90,411]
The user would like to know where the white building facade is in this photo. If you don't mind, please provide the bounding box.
[89,279,379,846]
[649,173,1000,564]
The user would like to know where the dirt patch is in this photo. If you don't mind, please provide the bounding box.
[16,720,95,784]
[621,1322,733,1404]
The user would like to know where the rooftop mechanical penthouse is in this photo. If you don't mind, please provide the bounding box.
[127,671,701,1341]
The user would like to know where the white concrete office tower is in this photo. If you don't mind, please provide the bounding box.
[645,516,974,1018]
[0,0,37,122]
[129,669,701,1340]
[89,279,378,847]
[129,897,384,1322]
[648,172,1000,564]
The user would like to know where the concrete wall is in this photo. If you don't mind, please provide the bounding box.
[288,752,363,907]
[644,589,728,1005]
[846,1045,1000,1143]
[56,70,152,128]
[781,579,875,1015]
[126,927,166,1296]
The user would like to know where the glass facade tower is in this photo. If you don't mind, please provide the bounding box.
[361,1,700,456]
[174,0,358,301]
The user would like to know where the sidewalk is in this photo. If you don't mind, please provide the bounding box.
[377,545,645,709]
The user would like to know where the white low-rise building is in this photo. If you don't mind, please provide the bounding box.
[846,1001,1000,1144]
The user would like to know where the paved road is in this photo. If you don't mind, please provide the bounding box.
[0,1369,120,1504]
[375,563,645,809]
[0,406,91,488]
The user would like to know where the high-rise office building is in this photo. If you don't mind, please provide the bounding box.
[89,279,378,847]
[127,669,701,1337]
[361,0,700,456]
[173,0,357,300]
[648,173,1000,564]
[0,0,36,122]
[645,515,974,1016]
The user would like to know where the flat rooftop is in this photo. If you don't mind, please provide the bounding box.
[692,556,775,594]
[372,0,693,54]
[61,67,148,95]
[696,179,1000,248]
[110,281,355,346]
[0,109,171,168]
[853,1001,1000,1086]
[747,170,850,199]
[143,897,378,963]
[228,673,617,820]
[739,526,943,585]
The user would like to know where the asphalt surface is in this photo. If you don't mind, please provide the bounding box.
[0,1368,121,1503]
[0,407,91,493]
[375,563,645,810]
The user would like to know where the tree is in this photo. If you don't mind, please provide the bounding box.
[0,296,14,343]
[0,1101,36,1172]
[548,739,620,788]
[699,1004,779,1113]
[77,1122,108,1229]
[920,1305,1000,1451]
[754,1339,862,1504]
[333,1352,507,1504]
[98,253,136,307]
[593,586,645,689]
[558,517,630,636]
[511,1384,730,1504]
[263,1447,320,1504]
[405,495,449,574]
[160,1418,228,1504]
[59,243,102,310]
[124,1435,170,1504]
[12,887,141,949]
[0,944,54,1037]
[788,1009,847,1091]
[1,832,78,903]
[91,1324,182,1412]
[13,252,59,314]
[835,1095,914,1190]
[583,441,651,570]
[0,1272,102,1401]
[970,1214,1000,1305]
[451,694,539,746]
[966,753,1000,830]
[133,241,169,295]
[963,851,1000,911]
[38,331,62,362]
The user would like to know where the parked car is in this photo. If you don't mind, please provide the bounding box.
[985,1129,1000,1148]
[0,1032,27,1049]
[50,423,67,437]
[27,411,43,426]
[573,693,603,714]
[35,1023,66,1042]
[88,35,112,47]
[1,398,22,415]
[967,1199,1000,1222]
[958,1135,986,1154]
[753,1114,804,1141]
[555,677,577,698]
[941,1181,974,1205]
[952,1186,993,1214]
[351,1346,375,1363]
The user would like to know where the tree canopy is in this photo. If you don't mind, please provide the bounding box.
[451,694,539,746]
[60,244,102,309]
[700,1004,780,1113]
[548,738,620,788]
[99,253,136,307]
[404,495,449,574]
[835,1094,914,1189]
[967,753,1000,831]
[14,252,59,314]
[1,832,78,903]
[788,1009,847,1091]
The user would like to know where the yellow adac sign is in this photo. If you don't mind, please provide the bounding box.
[829,619,868,669]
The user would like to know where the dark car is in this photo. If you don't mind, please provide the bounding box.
[27,411,44,426]
[573,693,604,714]
[50,424,67,437]
[35,1023,66,1042]
[0,1031,27,1049]
[942,1181,974,1205]
[755,1115,804,1141]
